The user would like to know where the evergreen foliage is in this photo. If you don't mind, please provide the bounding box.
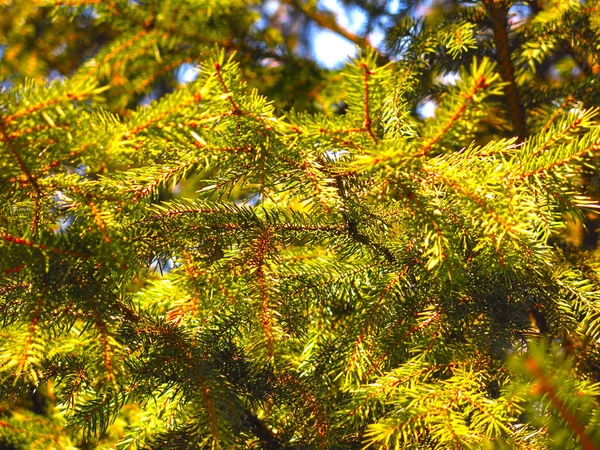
[1,0,600,448]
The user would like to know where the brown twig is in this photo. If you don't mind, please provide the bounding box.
[484,0,527,141]
[418,76,490,156]
[0,128,42,233]
[362,63,379,144]
[525,356,598,450]
[283,0,372,50]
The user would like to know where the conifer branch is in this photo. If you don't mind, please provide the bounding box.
[214,61,239,114]
[81,30,149,80]
[366,308,441,378]
[418,74,491,156]
[525,356,598,450]
[419,103,466,157]
[3,94,85,125]
[125,95,206,138]
[347,268,408,379]
[350,362,462,419]
[277,372,329,440]
[258,265,274,359]
[35,145,93,178]
[542,96,576,132]
[89,203,111,244]
[517,137,600,180]
[0,123,70,141]
[2,265,25,275]
[166,251,201,323]
[282,0,371,51]
[361,63,379,144]
[112,56,196,98]
[484,0,527,141]
[1,234,89,259]
[198,378,220,443]
[301,158,332,213]
[423,170,514,236]
[16,295,44,379]
[252,230,275,359]
[530,108,591,157]
[86,295,116,383]
[0,127,42,233]
[396,187,449,260]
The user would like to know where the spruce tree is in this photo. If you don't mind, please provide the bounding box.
[1,0,600,448]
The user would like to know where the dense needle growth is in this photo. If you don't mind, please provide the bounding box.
[1,0,600,448]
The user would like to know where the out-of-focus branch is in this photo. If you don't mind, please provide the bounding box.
[525,357,598,450]
[484,0,528,141]
[282,0,372,50]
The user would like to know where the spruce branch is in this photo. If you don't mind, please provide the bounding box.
[346,268,409,383]
[542,95,577,132]
[282,0,371,51]
[422,169,515,237]
[484,0,528,140]
[13,295,45,382]
[1,234,89,259]
[361,62,379,144]
[256,233,275,360]
[516,134,600,181]
[0,122,42,233]
[524,355,598,450]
